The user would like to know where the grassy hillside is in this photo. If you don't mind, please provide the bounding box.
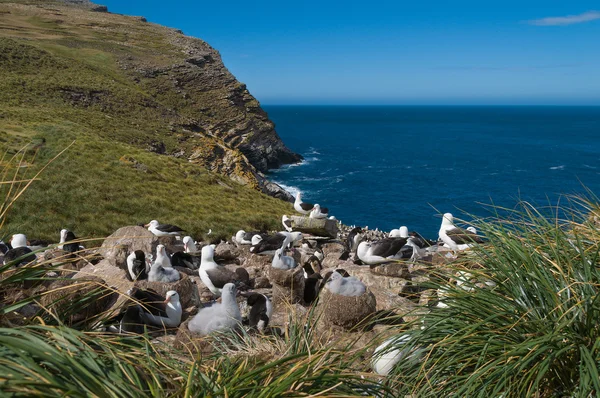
[0,2,294,240]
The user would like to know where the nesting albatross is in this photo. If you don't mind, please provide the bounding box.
[125,250,147,281]
[188,283,242,336]
[117,289,182,333]
[4,234,35,267]
[148,246,180,283]
[250,231,303,256]
[145,220,185,237]
[199,244,248,297]
[356,237,408,265]
[438,213,484,251]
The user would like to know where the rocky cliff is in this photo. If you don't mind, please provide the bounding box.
[0,0,301,200]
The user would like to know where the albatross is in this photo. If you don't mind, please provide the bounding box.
[4,234,36,267]
[199,244,248,297]
[188,283,242,335]
[356,237,408,265]
[438,213,484,251]
[271,236,297,270]
[294,192,314,215]
[250,231,303,256]
[117,289,182,333]
[148,247,180,283]
[309,204,328,219]
[125,250,147,281]
[145,220,185,237]
[326,270,366,297]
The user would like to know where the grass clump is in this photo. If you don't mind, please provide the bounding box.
[383,198,600,397]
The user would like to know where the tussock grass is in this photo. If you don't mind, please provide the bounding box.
[383,198,600,397]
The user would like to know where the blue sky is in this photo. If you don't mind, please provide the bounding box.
[100,1,600,105]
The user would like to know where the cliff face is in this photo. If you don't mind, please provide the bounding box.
[0,0,301,200]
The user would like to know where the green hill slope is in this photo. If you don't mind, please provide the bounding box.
[0,1,296,240]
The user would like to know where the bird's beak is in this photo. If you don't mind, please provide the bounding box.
[163,297,171,304]
[144,223,150,227]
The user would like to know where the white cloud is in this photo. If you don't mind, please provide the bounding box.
[528,10,600,26]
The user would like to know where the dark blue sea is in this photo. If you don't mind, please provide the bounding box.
[264,106,600,239]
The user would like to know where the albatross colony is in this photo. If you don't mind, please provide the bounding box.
[7,189,487,380]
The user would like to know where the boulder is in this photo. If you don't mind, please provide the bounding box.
[318,287,377,330]
[289,216,338,238]
[214,242,241,264]
[320,242,346,259]
[99,226,183,267]
[369,262,409,278]
[268,266,305,306]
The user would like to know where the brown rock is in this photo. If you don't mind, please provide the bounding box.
[289,216,339,238]
[99,226,183,268]
[320,242,346,259]
[369,262,409,278]
[253,276,272,289]
[214,242,241,263]
[268,266,305,306]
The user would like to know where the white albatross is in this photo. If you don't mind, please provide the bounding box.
[309,204,328,219]
[188,283,242,335]
[326,270,366,297]
[154,244,172,268]
[294,192,314,215]
[389,226,409,238]
[148,248,180,283]
[438,213,484,251]
[183,236,197,253]
[199,244,241,297]
[271,236,297,270]
[145,220,185,237]
[139,290,182,328]
[356,237,408,265]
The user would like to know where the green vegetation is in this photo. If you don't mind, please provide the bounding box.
[0,1,292,240]
[382,198,600,396]
[0,126,291,240]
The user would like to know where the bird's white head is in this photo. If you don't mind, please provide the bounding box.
[295,192,302,201]
[330,271,343,282]
[201,244,215,262]
[11,234,27,249]
[156,244,166,257]
[183,236,196,252]
[146,220,159,229]
[356,241,369,258]
[313,204,321,212]
[290,232,303,242]
[251,234,263,245]
[467,226,477,234]
[164,291,180,304]
[222,282,236,297]
[59,229,68,243]
[235,230,245,242]
[399,226,409,238]
[441,213,454,227]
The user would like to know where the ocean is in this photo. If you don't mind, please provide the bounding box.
[264,106,600,239]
